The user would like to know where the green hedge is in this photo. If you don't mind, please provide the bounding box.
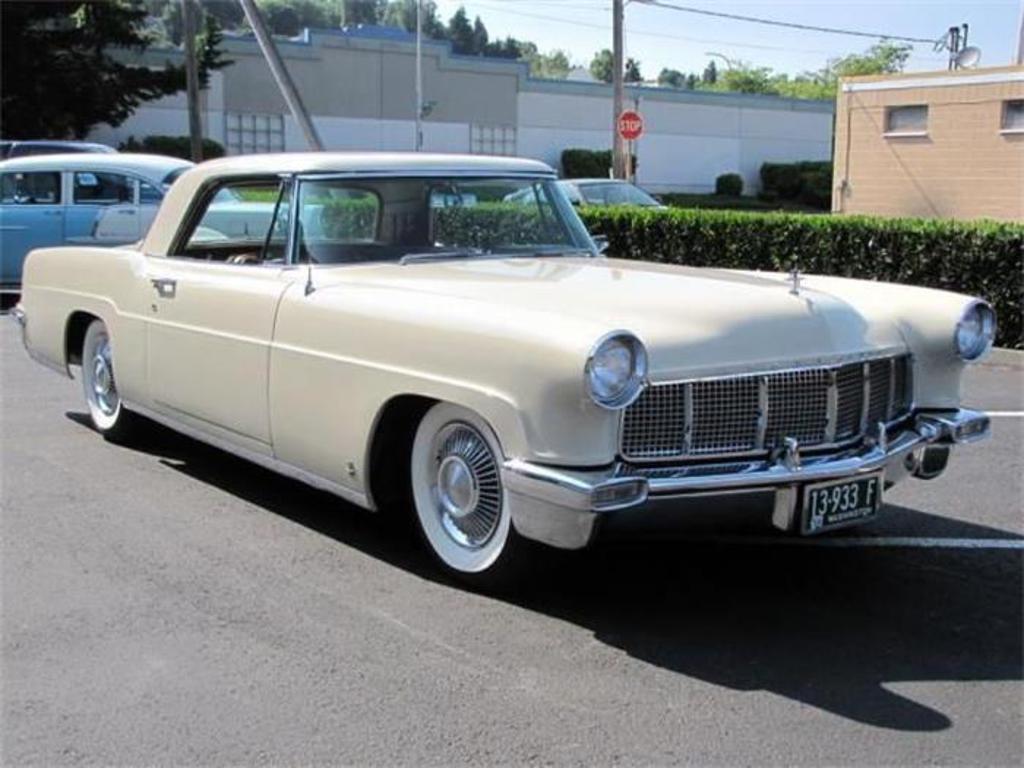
[580,206,1024,349]
[561,148,612,178]
[119,134,226,160]
[760,161,832,209]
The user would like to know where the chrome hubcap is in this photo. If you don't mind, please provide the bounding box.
[433,424,502,548]
[90,339,118,416]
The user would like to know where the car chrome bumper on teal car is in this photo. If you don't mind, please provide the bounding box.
[501,409,990,549]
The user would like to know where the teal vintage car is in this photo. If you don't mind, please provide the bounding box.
[0,153,192,290]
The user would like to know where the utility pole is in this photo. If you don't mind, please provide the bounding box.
[237,0,324,150]
[612,0,626,179]
[415,0,423,150]
[1016,0,1023,64]
[182,0,203,162]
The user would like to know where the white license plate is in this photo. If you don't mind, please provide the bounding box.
[801,473,882,535]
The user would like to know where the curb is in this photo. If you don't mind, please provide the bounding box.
[986,347,1023,366]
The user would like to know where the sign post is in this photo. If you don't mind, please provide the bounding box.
[617,110,644,183]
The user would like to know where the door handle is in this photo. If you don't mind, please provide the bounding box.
[150,277,176,298]
[117,209,136,215]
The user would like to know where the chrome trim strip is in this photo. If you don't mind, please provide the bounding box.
[123,400,373,511]
[887,357,897,421]
[682,382,694,454]
[824,368,838,443]
[860,361,871,434]
[755,376,769,449]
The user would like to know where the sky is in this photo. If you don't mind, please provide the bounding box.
[431,0,1022,78]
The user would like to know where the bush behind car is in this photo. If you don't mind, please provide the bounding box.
[580,206,1024,349]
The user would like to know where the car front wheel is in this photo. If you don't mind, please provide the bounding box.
[409,402,529,586]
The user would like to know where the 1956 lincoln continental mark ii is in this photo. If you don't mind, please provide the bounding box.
[14,153,995,584]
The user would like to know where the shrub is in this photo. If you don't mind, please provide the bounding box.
[800,169,832,209]
[760,162,804,198]
[561,148,612,179]
[760,161,833,209]
[579,206,1024,349]
[560,148,637,179]
[119,134,226,160]
[715,173,744,196]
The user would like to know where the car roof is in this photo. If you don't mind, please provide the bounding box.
[190,151,555,180]
[144,151,557,257]
[0,153,193,180]
[561,178,637,186]
[4,140,115,151]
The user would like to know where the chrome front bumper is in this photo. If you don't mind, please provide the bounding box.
[502,409,990,549]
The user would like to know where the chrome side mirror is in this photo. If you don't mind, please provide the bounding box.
[592,234,610,255]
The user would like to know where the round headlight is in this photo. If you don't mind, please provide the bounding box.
[955,301,996,361]
[585,332,648,409]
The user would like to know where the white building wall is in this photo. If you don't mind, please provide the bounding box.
[283,116,470,153]
[516,88,832,193]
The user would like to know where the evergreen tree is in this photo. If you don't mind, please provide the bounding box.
[1,1,227,139]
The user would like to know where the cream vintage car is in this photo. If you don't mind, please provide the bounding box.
[14,152,995,585]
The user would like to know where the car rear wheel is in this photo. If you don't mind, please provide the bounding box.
[81,319,136,441]
[410,402,529,586]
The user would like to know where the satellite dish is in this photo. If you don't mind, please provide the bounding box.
[955,46,982,68]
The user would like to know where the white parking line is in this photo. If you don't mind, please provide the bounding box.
[986,411,1024,418]
[696,536,1024,550]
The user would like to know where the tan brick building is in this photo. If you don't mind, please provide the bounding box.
[833,66,1023,221]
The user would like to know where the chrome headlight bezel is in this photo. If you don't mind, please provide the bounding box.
[954,300,996,361]
[584,331,648,409]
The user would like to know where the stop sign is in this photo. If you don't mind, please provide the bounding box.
[618,110,644,140]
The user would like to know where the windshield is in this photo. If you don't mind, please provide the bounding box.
[295,176,593,265]
[578,181,661,206]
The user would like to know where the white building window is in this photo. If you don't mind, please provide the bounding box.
[1001,100,1024,132]
[885,105,928,136]
[471,124,516,156]
[225,112,285,155]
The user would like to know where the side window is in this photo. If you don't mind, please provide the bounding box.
[180,180,286,264]
[1,171,61,204]
[139,181,163,205]
[73,172,134,205]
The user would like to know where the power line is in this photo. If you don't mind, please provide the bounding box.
[470,1,845,56]
[634,0,941,44]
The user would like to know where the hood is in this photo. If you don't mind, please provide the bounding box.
[314,257,907,380]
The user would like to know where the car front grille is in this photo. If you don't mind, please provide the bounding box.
[621,354,912,461]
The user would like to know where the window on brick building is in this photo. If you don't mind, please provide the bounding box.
[1001,100,1024,132]
[885,105,928,135]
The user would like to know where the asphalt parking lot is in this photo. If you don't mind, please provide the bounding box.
[2,318,1022,766]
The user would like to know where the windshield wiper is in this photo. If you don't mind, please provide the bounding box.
[399,248,487,265]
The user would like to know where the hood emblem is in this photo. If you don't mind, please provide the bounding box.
[788,265,802,296]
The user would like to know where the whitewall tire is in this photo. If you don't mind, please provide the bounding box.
[410,402,526,582]
[81,319,135,441]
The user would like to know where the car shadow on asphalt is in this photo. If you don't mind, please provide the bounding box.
[67,411,1024,734]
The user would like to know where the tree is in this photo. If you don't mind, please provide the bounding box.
[447,6,475,54]
[343,0,387,26]
[383,0,446,38]
[1,1,226,139]
[658,68,685,88]
[702,59,718,84]
[624,57,643,83]
[715,63,776,94]
[485,36,523,60]
[590,48,614,83]
[471,16,489,55]
[523,46,570,79]
[196,13,233,89]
